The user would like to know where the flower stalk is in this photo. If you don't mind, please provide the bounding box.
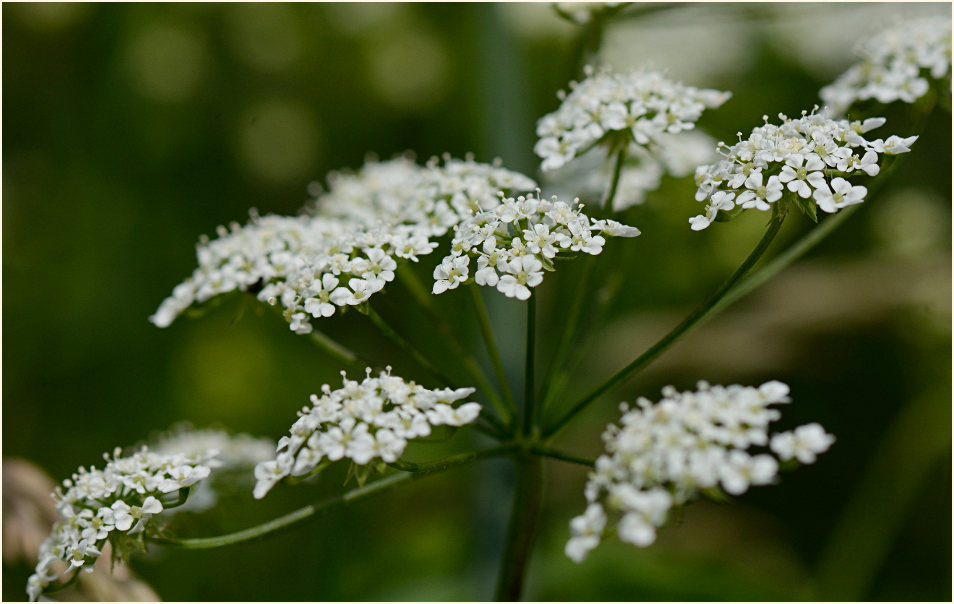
[150,445,519,550]
[544,209,786,439]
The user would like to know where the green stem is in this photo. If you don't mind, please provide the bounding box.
[542,234,631,413]
[398,267,510,424]
[43,568,81,595]
[388,444,519,473]
[711,205,857,316]
[306,328,369,370]
[266,302,370,370]
[494,454,545,601]
[468,286,519,420]
[602,146,626,213]
[528,445,595,467]
[543,210,786,439]
[148,445,518,550]
[523,294,537,435]
[364,305,456,388]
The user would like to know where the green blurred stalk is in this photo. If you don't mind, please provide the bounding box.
[815,391,951,599]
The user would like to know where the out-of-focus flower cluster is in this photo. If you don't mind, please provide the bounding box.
[565,381,834,562]
[432,191,640,300]
[152,425,276,513]
[535,66,730,173]
[151,156,536,334]
[821,18,951,116]
[28,448,215,601]
[553,2,625,25]
[253,368,481,499]
[690,109,916,230]
[543,131,719,211]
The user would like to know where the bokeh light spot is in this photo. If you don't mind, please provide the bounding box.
[236,99,321,184]
[225,4,304,73]
[365,29,449,111]
[124,23,208,103]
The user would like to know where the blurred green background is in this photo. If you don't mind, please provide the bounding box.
[3,3,950,601]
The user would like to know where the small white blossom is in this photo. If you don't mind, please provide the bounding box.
[771,422,836,464]
[253,368,482,499]
[566,381,833,562]
[821,18,951,116]
[812,177,867,214]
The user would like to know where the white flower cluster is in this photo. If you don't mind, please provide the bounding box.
[821,18,952,116]
[535,66,730,173]
[151,156,536,334]
[543,131,719,211]
[565,381,834,563]
[28,447,214,601]
[253,368,482,499]
[690,110,917,230]
[432,191,640,300]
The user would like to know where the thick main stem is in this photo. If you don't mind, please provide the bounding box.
[494,454,545,601]
[544,212,786,438]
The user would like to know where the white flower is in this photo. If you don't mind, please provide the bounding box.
[432,256,470,294]
[253,368,482,499]
[566,381,833,562]
[565,503,607,562]
[813,177,867,214]
[777,153,827,198]
[303,274,340,318]
[771,423,836,464]
[821,18,951,116]
[497,255,544,300]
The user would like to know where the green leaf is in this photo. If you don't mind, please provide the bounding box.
[700,487,732,503]
[792,195,819,223]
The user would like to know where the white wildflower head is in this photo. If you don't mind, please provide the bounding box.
[432,191,639,300]
[565,380,834,563]
[27,447,215,601]
[252,368,482,499]
[151,155,536,334]
[690,109,917,230]
[534,66,730,174]
[821,18,951,116]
